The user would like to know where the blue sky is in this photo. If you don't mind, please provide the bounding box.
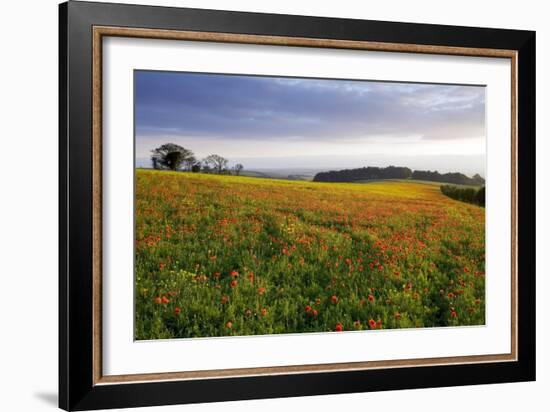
[135,71,486,175]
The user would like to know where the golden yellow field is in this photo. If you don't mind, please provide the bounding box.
[135,170,485,339]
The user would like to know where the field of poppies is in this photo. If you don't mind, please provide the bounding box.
[135,169,485,340]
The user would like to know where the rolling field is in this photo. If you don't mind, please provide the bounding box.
[135,170,485,339]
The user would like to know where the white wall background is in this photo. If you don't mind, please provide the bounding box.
[0,0,546,411]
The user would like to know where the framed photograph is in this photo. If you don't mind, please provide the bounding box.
[59,1,536,410]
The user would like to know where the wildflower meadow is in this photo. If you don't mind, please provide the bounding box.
[135,170,485,339]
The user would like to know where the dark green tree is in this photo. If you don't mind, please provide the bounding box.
[476,186,485,206]
[151,143,195,171]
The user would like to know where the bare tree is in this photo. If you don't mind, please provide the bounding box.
[182,155,197,171]
[234,163,244,176]
[203,154,228,174]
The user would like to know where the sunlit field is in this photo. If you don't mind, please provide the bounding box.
[135,169,485,339]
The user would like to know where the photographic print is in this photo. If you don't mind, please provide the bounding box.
[134,70,486,340]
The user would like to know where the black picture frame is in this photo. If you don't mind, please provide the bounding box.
[59,1,536,410]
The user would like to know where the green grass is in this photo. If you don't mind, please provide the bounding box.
[135,170,485,339]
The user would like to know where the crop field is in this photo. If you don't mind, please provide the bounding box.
[135,169,485,339]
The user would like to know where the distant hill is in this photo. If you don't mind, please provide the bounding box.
[313,166,484,186]
[242,168,317,181]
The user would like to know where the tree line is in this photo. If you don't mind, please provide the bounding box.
[313,166,412,182]
[150,143,244,175]
[440,185,485,207]
[313,165,485,186]
[411,170,485,186]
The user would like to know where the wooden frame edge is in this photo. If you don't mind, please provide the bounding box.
[91,25,518,386]
[92,27,103,385]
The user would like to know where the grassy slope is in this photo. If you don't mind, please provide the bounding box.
[135,170,485,339]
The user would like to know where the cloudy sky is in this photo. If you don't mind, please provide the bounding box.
[135,71,486,176]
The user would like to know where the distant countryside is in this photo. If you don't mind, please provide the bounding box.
[134,70,486,339]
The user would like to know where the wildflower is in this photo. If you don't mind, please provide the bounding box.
[174,307,181,315]
[315,297,321,305]
[312,309,318,317]
[335,323,344,332]
[448,292,455,298]
[230,279,238,288]
[230,270,239,277]
[331,295,339,304]
[368,294,375,302]
[260,308,267,316]
[161,296,170,304]
[451,310,458,318]
[154,296,162,305]
[353,320,362,329]
[305,305,312,313]
[247,272,254,282]
[395,312,401,320]
[226,321,233,329]
[220,295,229,304]
[368,319,377,329]
[257,287,266,295]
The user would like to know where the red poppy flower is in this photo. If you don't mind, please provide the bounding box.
[226,321,233,329]
[161,296,170,304]
[312,309,318,317]
[335,323,343,332]
[154,296,162,305]
[368,319,377,329]
[368,294,375,302]
[174,307,181,315]
[353,320,361,329]
[230,270,239,277]
[230,279,238,288]
[451,310,458,318]
[257,287,266,295]
[395,312,401,320]
[247,272,254,282]
[260,308,267,316]
[331,295,338,304]
[220,295,229,304]
[305,305,312,313]
[315,298,321,305]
